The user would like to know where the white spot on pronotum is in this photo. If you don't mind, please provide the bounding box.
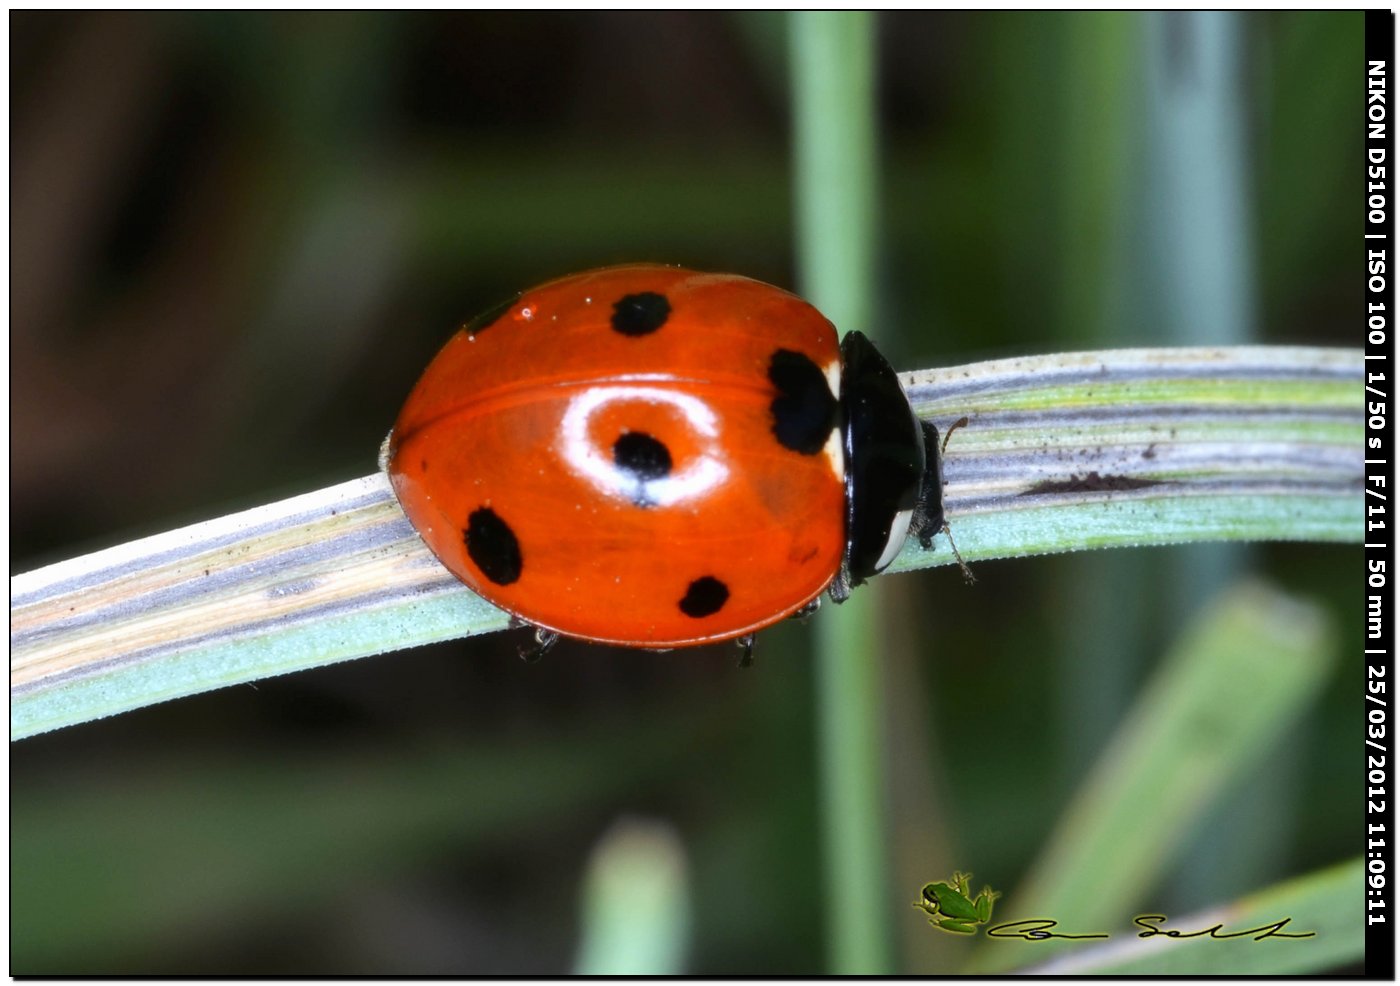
[874,508,915,572]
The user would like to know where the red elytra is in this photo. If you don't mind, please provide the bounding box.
[386,265,852,649]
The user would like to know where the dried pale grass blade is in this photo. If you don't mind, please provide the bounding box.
[11,475,509,739]
[10,345,1363,739]
[890,345,1361,570]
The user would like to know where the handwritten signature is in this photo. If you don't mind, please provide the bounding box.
[986,915,1315,942]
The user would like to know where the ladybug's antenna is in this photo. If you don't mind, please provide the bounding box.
[941,416,970,457]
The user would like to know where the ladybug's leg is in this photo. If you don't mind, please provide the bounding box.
[735,634,756,669]
[518,628,560,663]
[827,570,853,605]
[939,523,976,585]
[790,597,822,622]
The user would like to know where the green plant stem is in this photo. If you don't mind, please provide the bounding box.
[574,818,690,974]
[790,10,890,974]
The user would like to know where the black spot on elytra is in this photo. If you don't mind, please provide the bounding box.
[613,432,672,481]
[611,292,670,336]
[768,349,838,455]
[465,507,522,585]
[611,431,672,508]
[679,575,729,618]
[464,293,520,336]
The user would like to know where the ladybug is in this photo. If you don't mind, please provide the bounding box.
[385,265,947,661]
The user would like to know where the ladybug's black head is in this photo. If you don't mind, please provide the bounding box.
[833,331,944,602]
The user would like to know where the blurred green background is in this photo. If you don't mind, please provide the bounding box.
[11,11,1362,974]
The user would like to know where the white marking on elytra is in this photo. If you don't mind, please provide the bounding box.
[823,428,844,480]
[559,385,729,506]
[824,359,844,478]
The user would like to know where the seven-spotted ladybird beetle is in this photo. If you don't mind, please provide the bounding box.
[385,265,946,660]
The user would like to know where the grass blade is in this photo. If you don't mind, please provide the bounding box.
[1020,858,1363,975]
[574,819,690,975]
[10,347,1360,739]
[966,580,1337,973]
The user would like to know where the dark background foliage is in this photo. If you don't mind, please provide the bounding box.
[11,11,1360,973]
